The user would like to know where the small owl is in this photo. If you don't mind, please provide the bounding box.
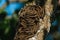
[14,5,45,40]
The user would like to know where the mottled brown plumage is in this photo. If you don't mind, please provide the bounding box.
[14,5,44,40]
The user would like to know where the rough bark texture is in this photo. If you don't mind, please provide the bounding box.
[44,0,53,32]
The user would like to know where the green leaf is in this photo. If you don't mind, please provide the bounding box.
[4,27,10,35]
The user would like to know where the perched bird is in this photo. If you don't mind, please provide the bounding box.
[14,0,53,40]
[14,5,45,40]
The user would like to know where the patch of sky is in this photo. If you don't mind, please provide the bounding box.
[45,34,53,40]
[52,20,58,26]
[0,0,6,7]
[5,2,25,16]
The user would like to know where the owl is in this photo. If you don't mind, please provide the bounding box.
[14,5,45,40]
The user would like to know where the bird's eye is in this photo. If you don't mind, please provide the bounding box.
[40,17,43,19]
